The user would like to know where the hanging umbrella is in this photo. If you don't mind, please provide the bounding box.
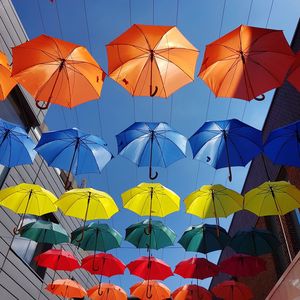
[130,280,171,300]
[35,128,112,188]
[174,257,219,280]
[178,223,231,254]
[264,120,300,167]
[12,34,105,109]
[88,283,127,300]
[229,228,281,256]
[287,51,300,91]
[199,25,294,101]
[46,278,87,298]
[116,122,187,179]
[212,280,253,300]
[71,223,122,252]
[0,51,17,100]
[220,254,266,277]
[172,284,212,300]
[189,119,262,181]
[0,118,36,167]
[106,24,199,98]
[125,219,176,250]
[20,220,69,244]
[122,182,180,217]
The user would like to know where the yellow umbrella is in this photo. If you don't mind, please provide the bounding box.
[121,182,180,217]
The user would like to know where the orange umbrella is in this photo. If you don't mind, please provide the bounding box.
[172,284,212,300]
[0,51,17,100]
[88,283,127,300]
[12,34,105,109]
[106,24,199,98]
[212,280,253,300]
[46,278,87,298]
[199,25,294,101]
[130,280,171,300]
[287,51,300,91]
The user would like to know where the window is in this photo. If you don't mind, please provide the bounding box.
[295,209,300,224]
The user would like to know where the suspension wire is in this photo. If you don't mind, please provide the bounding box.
[266,0,275,28]
[175,0,180,25]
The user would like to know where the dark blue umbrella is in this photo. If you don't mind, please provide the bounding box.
[116,122,187,179]
[189,119,262,181]
[0,118,36,167]
[35,128,112,187]
[264,120,300,167]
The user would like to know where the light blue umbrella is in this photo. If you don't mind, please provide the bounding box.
[0,118,36,167]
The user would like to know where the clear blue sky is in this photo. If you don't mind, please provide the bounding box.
[11,0,300,294]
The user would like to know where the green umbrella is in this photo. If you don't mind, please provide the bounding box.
[178,224,230,254]
[71,223,122,252]
[20,220,69,244]
[125,219,176,250]
[229,228,281,256]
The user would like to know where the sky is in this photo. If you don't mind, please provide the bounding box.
[11,0,300,295]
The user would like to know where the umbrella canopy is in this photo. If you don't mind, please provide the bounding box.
[229,228,281,256]
[0,51,17,100]
[0,118,36,167]
[46,279,87,298]
[116,122,187,179]
[81,253,126,276]
[71,223,122,252]
[178,224,231,254]
[127,256,173,280]
[287,51,300,91]
[88,283,127,300]
[189,119,262,181]
[35,128,112,187]
[125,219,176,250]
[212,280,253,300]
[20,220,69,244]
[172,284,212,300]
[130,280,171,300]
[12,34,105,109]
[244,181,300,216]
[174,257,219,280]
[264,120,300,167]
[220,254,266,277]
[199,25,294,101]
[106,24,198,98]
[122,182,180,217]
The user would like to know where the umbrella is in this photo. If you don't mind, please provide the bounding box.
[229,228,281,256]
[219,254,266,277]
[287,51,300,91]
[20,220,69,244]
[125,219,176,250]
[0,118,36,167]
[35,128,112,188]
[178,224,231,254]
[212,280,253,300]
[46,278,87,298]
[88,283,127,300]
[122,182,180,217]
[0,51,17,100]
[130,280,171,300]
[199,24,294,101]
[172,284,212,300]
[127,256,173,280]
[174,257,219,280]
[12,34,105,109]
[116,122,187,179]
[106,24,198,98]
[71,223,122,252]
[189,119,262,181]
[264,120,300,167]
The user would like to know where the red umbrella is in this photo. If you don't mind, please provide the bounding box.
[212,280,253,300]
[127,256,173,280]
[287,51,300,91]
[172,284,212,300]
[174,257,219,280]
[220,254,266,277]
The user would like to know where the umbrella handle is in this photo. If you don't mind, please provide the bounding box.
[35,100,50,110]
[228,166,232,182]
[150,85,158,97]
[146,284,152,298]
[149,167,158,180]
[98,282,103,296]
[255,94,265,101]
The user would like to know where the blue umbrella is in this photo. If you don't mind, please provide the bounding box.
[35,128,112,187]
[0,118,36,167]
[116,122,187,180]
[189,119,262,181]
[264,120,300,167]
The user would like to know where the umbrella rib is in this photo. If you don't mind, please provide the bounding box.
[153,55,168,97]
[132,56,152,96]
[61,64,73,107]
[242,30,278,52]
[226,135,248,166]
[271,136,295,162]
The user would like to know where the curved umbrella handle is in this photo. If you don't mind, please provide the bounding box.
[35,100,50,110]
[150,86,158,97]
[255,94,265,101]
[13,227,20,235]
[98,282,103,296]
[146,284,152,299]
[149,167,158,180]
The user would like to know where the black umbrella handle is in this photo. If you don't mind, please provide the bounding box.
[35,100,50,110]
[150,85,158,97]
[149,131,158,180]
[255,94,265,101]
[146,283,152,298]
[223,131,232,182]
